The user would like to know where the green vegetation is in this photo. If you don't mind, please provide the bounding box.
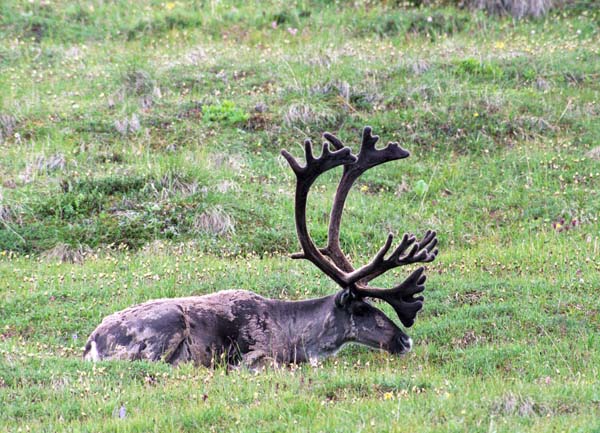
[1,1,599,431]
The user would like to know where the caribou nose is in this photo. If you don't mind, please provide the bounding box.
[390,334,413,354]
[403,336,413,352]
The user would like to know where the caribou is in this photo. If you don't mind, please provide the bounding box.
[83,127,438,368]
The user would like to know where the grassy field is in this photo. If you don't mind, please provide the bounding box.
[1,0,599,431]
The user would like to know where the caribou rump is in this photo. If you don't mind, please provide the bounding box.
[83,127,438,368]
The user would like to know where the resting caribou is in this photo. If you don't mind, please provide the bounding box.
[83,127,438,368]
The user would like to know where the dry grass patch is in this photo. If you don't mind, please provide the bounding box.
[144,174,199,200]
[114,113,141,135]
[0,114,17,144]
[211,153,246,171]
[42,243,92,264]
[469,0,554,18]
[123,69,155,96]
[193,206,235,237]
[585,147,600,160]
[19,153,67,183]
[283,103,343,129]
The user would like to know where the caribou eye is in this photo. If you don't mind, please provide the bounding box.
[335,290,353,308]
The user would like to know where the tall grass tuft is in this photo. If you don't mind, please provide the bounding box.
[194,206,236,238]
[42,243,92,264]
[0,114,16,144]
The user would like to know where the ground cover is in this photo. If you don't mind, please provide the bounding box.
[1,1,599,431]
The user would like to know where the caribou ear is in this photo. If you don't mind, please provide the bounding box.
[335,289,353,308]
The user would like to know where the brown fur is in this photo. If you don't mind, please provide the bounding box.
[84,290,411,368]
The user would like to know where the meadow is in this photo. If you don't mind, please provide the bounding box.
[0,1,599,431]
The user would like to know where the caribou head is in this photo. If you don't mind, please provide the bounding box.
[83,127,438,368]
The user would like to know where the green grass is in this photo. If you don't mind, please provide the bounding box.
[1,1,599,431]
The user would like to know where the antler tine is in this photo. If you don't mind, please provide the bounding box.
[354,267,427,328]
[323,132,345,151]
[349,230,438,285]
[356,126,411,170]
[281,138,357,288]
[388,230,438,268]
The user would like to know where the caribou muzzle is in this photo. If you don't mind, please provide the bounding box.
[388,334,413,355]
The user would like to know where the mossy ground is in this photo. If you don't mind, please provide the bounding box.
[1,1,599,431]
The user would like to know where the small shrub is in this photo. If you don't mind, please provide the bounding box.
[407,12,470,38]
[455,58,504,79]
[26,17,48,42]
[366,10,471,39]
[270,8,311,28]
[414,180,429,196]
[62,175,148,196]
[203,101,249,125]
[36,190,105,220]
[126,11,202,40]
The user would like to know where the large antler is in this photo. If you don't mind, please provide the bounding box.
[281,139,357,288]
[321,126,411,273]
[281,127,438,327]
[322,127,437,282]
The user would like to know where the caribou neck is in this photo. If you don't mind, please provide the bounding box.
[269,294,351,362]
